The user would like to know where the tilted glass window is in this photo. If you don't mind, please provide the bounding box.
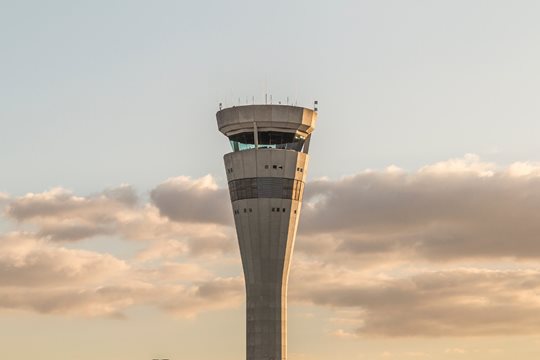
[229,132,256,151]
[257,131,305,151]
[228,131,305,152]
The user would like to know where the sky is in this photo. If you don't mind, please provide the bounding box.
[2,0,540,359]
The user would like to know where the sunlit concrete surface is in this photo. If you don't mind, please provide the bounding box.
[217,104,317,360]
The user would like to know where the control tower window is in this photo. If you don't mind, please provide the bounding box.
[229,132,256,151]
[228,131,305,152]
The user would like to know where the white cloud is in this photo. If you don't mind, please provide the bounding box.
[507,161,540,177]
[150,175,232,225]
[300,155,540,263]
[290,262,540,337]
[3,179,236,256]
[0,232,128,286]
[0,232,242,317]
[418,153,495,177]
[3,156,540,336]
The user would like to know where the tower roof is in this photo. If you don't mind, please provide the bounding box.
[216,104,317,137]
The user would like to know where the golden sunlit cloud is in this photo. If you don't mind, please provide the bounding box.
[2,155,540,338]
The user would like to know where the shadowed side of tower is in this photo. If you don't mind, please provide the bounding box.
[217,105,316,360]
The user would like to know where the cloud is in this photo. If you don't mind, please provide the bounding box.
[136,262,213,283]
[101,184,139,206]
[3,155,540,336]
[291,262,540,337]
[12,158,540,263]
[0,232,128,286]
[150,175,232,225]
[6,185,138,221]
[158,277,244,317]
[300,155,540,262]
[3,179,236,256]
[0,278,244,318]
[5,186,137,242]
[0,179,243,318]
[0,232,242,317]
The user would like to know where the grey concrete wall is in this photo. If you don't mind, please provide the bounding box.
[226,148,306,360]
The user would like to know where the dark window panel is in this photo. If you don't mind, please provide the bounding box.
[228,177,304,201]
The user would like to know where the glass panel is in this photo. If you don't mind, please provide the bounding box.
[258,131,295,145]
[229,140,256,151]
[229,132,256,152]
[228,131,306,152]
[260,132,305,151]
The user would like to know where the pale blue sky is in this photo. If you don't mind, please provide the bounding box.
[3,0,540,195]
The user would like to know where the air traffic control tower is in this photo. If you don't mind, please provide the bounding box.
[217,104,317,360]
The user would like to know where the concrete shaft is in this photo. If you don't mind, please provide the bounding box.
[225,150,307,360]
[218,105,316,360]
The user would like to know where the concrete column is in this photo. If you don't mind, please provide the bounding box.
[217,104,317,360]
[246,282,286,360]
